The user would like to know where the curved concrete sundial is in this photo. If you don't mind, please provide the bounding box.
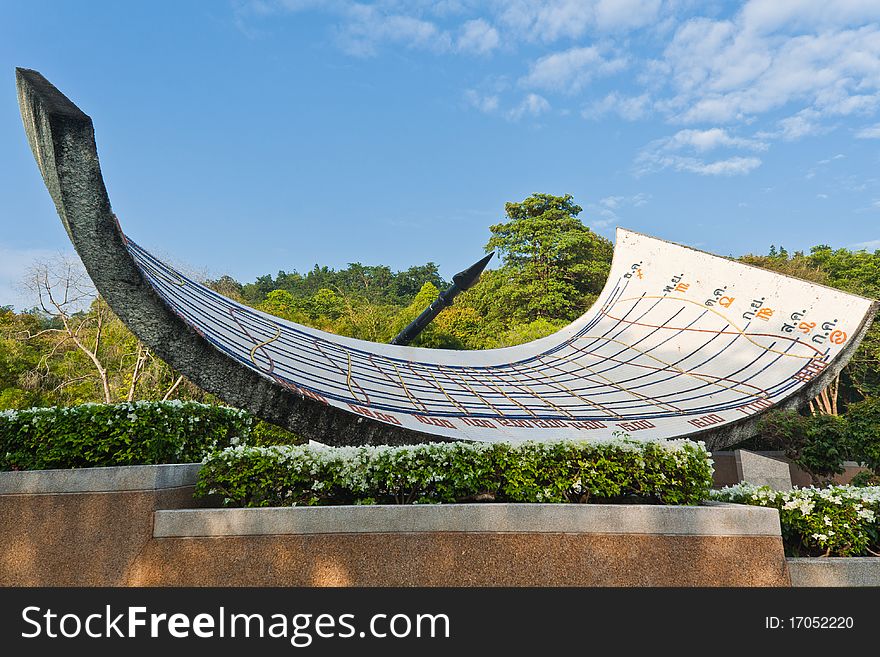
[16,68,878,449]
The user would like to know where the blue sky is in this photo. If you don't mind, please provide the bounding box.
[2,1,880,310]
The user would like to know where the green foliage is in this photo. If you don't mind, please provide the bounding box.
[845,397,880,474]
[195,437,714,507]
[390,282,443,347]
[738,249,829,285]
[754,410,851,484]
[0,402,252,470]
[257,289,299,321]
[240,262,448,308]
[249,419,305,447]
[486,193,613,323]
[431,306,485,349]
[332,298,398,342]
[1,298,203,408]
[748,405,880,483]
[488,317,566,349]
[713,484,880,557]
[0,308,48,408]
[850,470,880,487]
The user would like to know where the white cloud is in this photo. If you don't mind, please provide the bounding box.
[849,239,880,251]
[496,0,661,42]
[637,152,762,176]
[584,92,650,120]
[856,123,880,138]
[245,1,656,58]
[587,193,650,229]
[521,46,626,93]
[464,89,500,114]
[804,152,847,180]
[757,109,834,141]
[636,127,766,176]
[496,0,595,42]
[777,110,827,141]
[590,216,616,229]
[506,93,551,120]
[661,128,768,152]
[335,5,452,56]
[599,196,623,209]
[594,0,661,31]
[276,0,330,10]
[686,156,762,176]
[741,0,880,34]
[456,18,500,54]
[659,10,880,127]
[238,0,880,144]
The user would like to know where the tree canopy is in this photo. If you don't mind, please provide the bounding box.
[485,193,613,323]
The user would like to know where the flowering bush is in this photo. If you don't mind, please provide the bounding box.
[712,483,880,557]
[196,436,714,507]
[0,402,252,470]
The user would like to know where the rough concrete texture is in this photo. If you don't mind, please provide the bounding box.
[153,503,782,538]
[735,450,793,490]
[0,487,196,586]
[129,534,789,587]
[711,452,742,488]
[16,68,879,449]
[787,557,880,587]
[0,478,788,586]
[0,463,201,494]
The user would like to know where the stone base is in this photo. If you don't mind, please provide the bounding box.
[788,557,880,587]
[712,450,870,488]
[0,464,789,587]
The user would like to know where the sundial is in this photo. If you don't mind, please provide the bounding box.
[16,68,877,449]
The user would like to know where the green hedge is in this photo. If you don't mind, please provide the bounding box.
[0,401,253,470]
[195,437,714,507]
[712,484,880,557]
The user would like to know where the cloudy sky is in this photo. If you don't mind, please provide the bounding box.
[1,0,879,310]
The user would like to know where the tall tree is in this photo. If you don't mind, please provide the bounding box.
[485,193,613,322]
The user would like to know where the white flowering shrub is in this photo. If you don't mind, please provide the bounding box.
[0,402,252,470]
[196,436,714,507]
[712,483,880,557]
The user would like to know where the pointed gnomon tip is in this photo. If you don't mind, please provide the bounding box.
[452,252,494,291]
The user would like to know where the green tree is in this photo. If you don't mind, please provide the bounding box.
[311,288,344,320]
[0,306,45,408]
[390,283,447,348]
[485,193,613,322]
[257,290,300,321]
[488,317,566,349]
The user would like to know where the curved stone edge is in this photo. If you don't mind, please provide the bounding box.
[787,557,880,587]
[0,463,201,494]
[152,502,782,537]
[15,67,440,448]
